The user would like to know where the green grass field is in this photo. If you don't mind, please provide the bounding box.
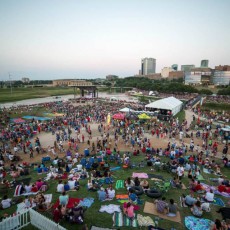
[0,87,75,103]
[1,153,229,230]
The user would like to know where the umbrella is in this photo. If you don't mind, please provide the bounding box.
[11,118,26,124]
[112,113,125,120]
[138,113,151,120]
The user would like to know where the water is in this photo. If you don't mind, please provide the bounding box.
[0,92,138,108]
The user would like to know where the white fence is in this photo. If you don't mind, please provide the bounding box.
[0,209,67,230]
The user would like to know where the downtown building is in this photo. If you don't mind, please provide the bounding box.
[141,58,156,75]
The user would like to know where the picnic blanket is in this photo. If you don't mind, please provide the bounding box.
[143,202,182,223]
[99,204,121,214]
[197,174,205,181]
[79,197,94,208]
[115,180,124,189]
[203,168,211,174]
[14,185,38,197]
[91,227,116,230]
[116,194,129,199]
[150,178,163,182]
[148,174,164,180]
[53,198,82,209]
[137,214,155,227]
[185,216,213,230]
[113,212,138,227]
[110,166,121,171]
[132,172,148,179]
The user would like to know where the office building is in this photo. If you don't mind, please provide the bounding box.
[141,58,156,75]
[213,69,230,86]
[215,65,230,71]
[181,65,195,72]
[161,67,174,78]
[171,64,178,71]
[184,68,212,85]
[201,60,209,68]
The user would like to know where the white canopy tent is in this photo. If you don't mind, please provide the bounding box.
[119,107,134,112]
[145,96,183,116]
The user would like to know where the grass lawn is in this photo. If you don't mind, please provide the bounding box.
[201,102,230,112]
[1,153,229,230]
[0,87,75,103]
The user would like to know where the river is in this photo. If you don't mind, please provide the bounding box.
[0,92,138,108]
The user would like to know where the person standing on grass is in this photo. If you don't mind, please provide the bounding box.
[177,164,184,180]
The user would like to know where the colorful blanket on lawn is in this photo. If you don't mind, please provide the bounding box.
[185,216,213,230]
[115,180,124,189]
[201,183,230,198]
[113,212,138,227]
[137,214,155,227]
[132,172,148,178]
[99,204,121,214]
[79,197,94,208]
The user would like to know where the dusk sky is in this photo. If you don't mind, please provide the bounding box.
[0,0,229,80]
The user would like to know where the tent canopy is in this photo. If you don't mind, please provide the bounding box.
[138,113,150,119]
[119,107,134,112]
[112,113,125,120]
[145,96,183,116]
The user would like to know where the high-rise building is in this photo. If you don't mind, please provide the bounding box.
[181,65,195,72]
[201,60,209,67]
[171,64,178,71]
[141,58,156,75]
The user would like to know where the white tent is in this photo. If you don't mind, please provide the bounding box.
[145,96,183,116]
[119,107,134,112]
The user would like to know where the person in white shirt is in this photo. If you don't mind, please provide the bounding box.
[107,185,115,200]
[203,189,214,202]
[177,165,184,180]
[68,178,76,190]
[57,180,64,193]
[25,184,32,193]
[1,195,12,209]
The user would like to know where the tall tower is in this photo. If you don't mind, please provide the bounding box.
[201,60,209,68]
[171,64,178,71]
[141,58,156,75]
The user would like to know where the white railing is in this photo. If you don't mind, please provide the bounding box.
[29,209,66,230]
[0,209,30,230]
[0,209,67,230]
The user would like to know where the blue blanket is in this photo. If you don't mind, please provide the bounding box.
[185,216,213,230]
[79,197,94,208]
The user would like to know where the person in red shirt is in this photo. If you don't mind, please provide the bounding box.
[31,184,38,192]
[35,179,44,190]
[218,183,226,193]
[194,181,204,192]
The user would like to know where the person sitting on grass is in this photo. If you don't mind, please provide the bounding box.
[123,202,134,220]
[125,177,134,191]
[64,181,70,192]
[129,188,138,203]
[191,200,203,217]
[194,181,204,193]
[167,199,177,217]
[53,205,62,223]
[183,193,197,207]
[155,197,168,214]
[57,180,64,193]
[203,189,214,202]
[97,187,106,201]
[106,185,115,200]
[140,179,149,191]
[0,195,12,209]
[59,191,69,207]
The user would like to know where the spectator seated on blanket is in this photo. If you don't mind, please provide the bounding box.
[59,191,69,206]
[128,188,138,203]
[87,179,97,191]
[106,185,115,200]
[201,202,210,212]
[216,166,222,176]
[171,177,182,189]
[191,200,203,217]
[57,180,64,193]
[37,165,43,174]
[134,177,141,186]
[2,179,11,188]
[184,193,197,207]
[167,199,178,217]
[0,195,12,209]
[123,202,134,220]
[31,184,38,193]
[194,181,205,193]
[185,162,191,171]
[25,183,32,193]
[203,189,214,202]
[218,182,226,193]
[97,187,106,201]
[80,168,89,179]
[10,170,20,178]
[154,197,168,214]
[211,219,225,230]
[53,205,62,223]
[68,202,84,224]
[68,178,79,190]
[35,179,44,190]
[125,177,135,191]
[64,181,70,192]
[34,192,45,205]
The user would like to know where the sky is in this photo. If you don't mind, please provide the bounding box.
[0,0,230,80]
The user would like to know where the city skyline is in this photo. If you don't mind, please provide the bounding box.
[0,0,230,80]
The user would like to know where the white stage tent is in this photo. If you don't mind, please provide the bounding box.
[119,107,135,112]
[145,96,183,116]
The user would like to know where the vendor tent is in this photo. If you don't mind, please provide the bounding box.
[138,113,151,119]
[119,107,134,112]
[112,113,125,120]
[145,96,183,116]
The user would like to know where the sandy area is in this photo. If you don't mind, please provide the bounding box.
[14,109,226,164]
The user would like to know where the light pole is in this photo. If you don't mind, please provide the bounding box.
[9,73,12,94]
